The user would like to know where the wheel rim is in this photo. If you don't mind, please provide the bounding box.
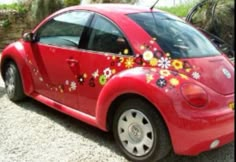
[117,109,154,157]
[5,66,16,98]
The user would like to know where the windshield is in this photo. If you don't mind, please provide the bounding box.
[128,12,220,58]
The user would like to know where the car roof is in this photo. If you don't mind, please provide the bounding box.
[62,4,156,16]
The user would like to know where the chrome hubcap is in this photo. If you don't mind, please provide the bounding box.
[5,67,15,97]
[118,109,154,156]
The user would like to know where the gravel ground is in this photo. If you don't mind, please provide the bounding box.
[0,74,234,162]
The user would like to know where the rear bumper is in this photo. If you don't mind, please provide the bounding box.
[169,108,234,155]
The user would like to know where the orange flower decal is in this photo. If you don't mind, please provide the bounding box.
[125,57,134,68]
[172,60,183,70]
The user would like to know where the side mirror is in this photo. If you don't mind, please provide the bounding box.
[22,32,36,42]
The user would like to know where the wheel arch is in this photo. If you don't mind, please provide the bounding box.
[1,44,34,95]
[95,69,174,135]
[106,93,170,133]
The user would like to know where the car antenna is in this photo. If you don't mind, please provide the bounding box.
[150,0,160,10]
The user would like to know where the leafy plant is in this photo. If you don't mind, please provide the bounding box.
[2,19,11,28]
[64,0,81,6]
[0,3,27,14]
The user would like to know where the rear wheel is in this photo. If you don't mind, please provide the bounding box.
[4,62,25,101]
[113,98,171,162]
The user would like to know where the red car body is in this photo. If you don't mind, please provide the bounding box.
[0,4,234,161]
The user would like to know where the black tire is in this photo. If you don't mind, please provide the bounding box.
[4,62,25,101]
[113,98,171,162]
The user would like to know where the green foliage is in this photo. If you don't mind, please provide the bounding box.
[157,0,201,17]
[0,3,27,14]
[2,19,11,28]
[31,0,64,24]
[64,0,81,6]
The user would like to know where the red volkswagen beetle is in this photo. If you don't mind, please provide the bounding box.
[0,4,234,162]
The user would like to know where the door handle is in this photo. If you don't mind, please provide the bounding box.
[66,59,78,64]
[66,59,79,75]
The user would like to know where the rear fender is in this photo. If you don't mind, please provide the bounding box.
[95,67,172,131]
[1,41,34,95]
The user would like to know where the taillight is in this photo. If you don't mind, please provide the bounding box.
[181,83,208,107]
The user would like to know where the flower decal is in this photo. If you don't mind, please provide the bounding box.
[146,74,154,83]
[143,50,154,61]
[65,80,69,85]
[89,77,96,87]
[92,69,99,79]
[150,58,158,66]
[172,60,183,70]
[99,75,107,85]
[103,68,112,79]
[39,77,43,82]
[192,71,200,80]
[125,57,134,68]
[170,78,179,86]
[179,73,189,80]
[156,78,167,88]
[78,75,85,85]
[160,69,171,77]
[58,85,64,93]
[135,55,143,65]
[158,57,171,69]
[70,81,77,91]
[123,49,129,55]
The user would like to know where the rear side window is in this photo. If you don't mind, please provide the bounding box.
[128,12,220,58]
[87,14,132,55]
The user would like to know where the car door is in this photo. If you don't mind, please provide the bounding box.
[76,14,133,116]
[25,10,94,109]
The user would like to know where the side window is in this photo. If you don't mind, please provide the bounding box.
[87,15,132,55]
[36,11,92,47]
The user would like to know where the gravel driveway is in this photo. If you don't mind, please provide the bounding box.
[0,74,234,162]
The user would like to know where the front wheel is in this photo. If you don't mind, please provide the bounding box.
[113,98,171,162]
[4,62,25,101]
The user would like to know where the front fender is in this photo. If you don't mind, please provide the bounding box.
[1,41,34,95]
[95,67,173,131]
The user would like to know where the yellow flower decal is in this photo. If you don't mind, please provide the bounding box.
[179,73,189,80]
[125,57,134,68]
[185,68,192,73]
[170,78,179,86]
[143,50,154,61]
[146,74,154,83]
[150,58,158,66]
[123,49,129,55]
[160,69,171,77]
[172,60,183,70]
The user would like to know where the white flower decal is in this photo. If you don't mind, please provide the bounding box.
[103,68,112,79]
[70,81,77,91]
[192,71,200,80]
[158,57,171,69]
[143,50,154,61]
[92,69,99,79]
